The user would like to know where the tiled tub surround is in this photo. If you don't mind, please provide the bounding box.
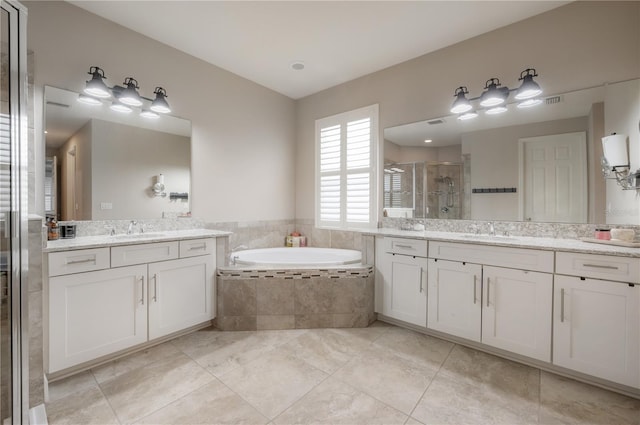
[216,266,375,331]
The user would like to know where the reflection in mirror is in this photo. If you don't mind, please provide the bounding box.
[383,80,640,224]
[44,86,192,221]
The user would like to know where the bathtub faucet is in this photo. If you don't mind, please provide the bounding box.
[229,245,248,266]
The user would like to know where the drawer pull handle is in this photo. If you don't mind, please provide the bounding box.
[560,288,565,323]
[473,275,477,304]
[153,274,158,302]
[394,244,414,249]
[139,276,145,305]
[486,277,490,307]
[582,263,619,270]
[419,268,424,293]
[66,258,96,265]
[188,244,207,251]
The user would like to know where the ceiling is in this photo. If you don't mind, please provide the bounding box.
[68,1,568,100]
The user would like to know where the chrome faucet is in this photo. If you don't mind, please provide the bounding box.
[127,220,138,235]
[488,221,495,236]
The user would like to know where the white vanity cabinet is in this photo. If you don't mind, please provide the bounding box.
[148,254,215,340]
[48,264,148,372]
[553,252,640,388]
[427,258,482,341]
[47,237,217,374]
[482,266,552,361]
[427,241,553,362]
[375,237,428,327]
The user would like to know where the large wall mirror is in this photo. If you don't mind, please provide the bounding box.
[383,78,639,225]
[44,86,192,221]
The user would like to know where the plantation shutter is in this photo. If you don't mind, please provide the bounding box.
[316,104,378,229]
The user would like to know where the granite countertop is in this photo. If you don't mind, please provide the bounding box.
[363,228,640,258]
[44,229,231,253]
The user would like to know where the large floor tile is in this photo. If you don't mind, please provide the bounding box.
[100,352,214,423]
[218,346,328,419]
[134,379,269,425]
[274,377,407,425]
[439,345,540,401]
[372,326,454,368]
[47,370,99,403]
[280,328,374,373]
[333,346,438,414]
[539,371,640,425]
[46,386,119,425]
[411,370,538,425]
[91,342,181,384]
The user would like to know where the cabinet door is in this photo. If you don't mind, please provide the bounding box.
[427,259,481,341]
[148,255,215,340]
[482,266,552,361]
[553,275,640,388]
[380,252,428,327]
[49,265,148,373]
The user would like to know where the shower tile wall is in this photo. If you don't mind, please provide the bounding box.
[426,163,464,219]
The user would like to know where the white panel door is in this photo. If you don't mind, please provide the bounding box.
[553,275,640,388]
[520,132,587,223]
[482,266,552,361]
[381,253,428,327]
[148,255,215,340]
[49,265,148,373]
[427,259,482,341]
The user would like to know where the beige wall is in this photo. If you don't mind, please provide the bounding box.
[296,1,640,220]
[604,79,640,224]
[91,120,190,220]
[27,0,296,223]
[384,142,462,164]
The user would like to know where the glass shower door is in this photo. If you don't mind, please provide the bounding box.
[1,1,29,423]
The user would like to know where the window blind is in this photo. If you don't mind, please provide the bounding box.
[316,105,378,229]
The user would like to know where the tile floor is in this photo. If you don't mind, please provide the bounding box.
[46,322,640,425]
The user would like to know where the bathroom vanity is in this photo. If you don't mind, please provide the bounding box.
[43,229,229,377]
[372,230,640,396]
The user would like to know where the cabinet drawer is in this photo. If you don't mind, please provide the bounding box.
[179,238,215,258]
[556,252,640,283]
[383,237,428,257]
[48,248,110,277]
[429,241,554,273]
[111,242,179,267]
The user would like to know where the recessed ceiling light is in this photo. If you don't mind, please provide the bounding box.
[424,139,432,143]
[44,130,48,134]
[291,61,305,71]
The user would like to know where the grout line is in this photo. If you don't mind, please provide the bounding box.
[93,375,123,425]
[405,341,456,422]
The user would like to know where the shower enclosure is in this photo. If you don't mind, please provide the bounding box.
[426,162,464,219]
[1,1,30,423]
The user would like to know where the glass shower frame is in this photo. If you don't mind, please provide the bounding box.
[1,0,30,423]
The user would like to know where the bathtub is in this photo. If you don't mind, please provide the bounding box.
[218,247,374,331]
[231,247,362,267]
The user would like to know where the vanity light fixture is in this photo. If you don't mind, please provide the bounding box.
[450,68,543,120]
[118,78,143,107]
[110,99,133,113]
[81,66,172,116]
[77,93,102,106]
[424,139,433,143]
[140,109,160,119]
[84,66,111,98]
[150,87,171,114]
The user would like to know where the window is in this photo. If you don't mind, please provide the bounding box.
[315,104,378,229]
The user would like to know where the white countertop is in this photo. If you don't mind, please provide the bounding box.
[364,228,640,258]
[44,229,231,253]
